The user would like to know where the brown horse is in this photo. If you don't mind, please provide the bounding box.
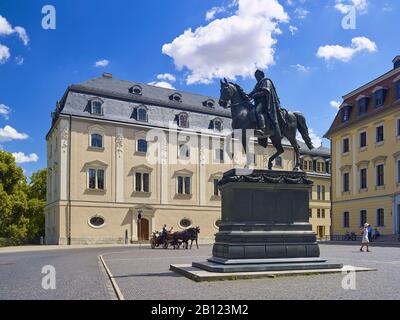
[173,227,200,249]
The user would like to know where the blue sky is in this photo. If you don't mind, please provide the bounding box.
[0,0,399,177]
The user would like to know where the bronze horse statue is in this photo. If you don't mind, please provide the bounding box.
[218,78,314,171]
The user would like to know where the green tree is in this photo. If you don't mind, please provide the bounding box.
[0,151,25,193]
[29,169,47,200]
[0,150,46,246]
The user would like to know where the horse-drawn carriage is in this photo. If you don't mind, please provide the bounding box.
[150,227,200,250]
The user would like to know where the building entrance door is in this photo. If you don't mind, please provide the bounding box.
[317,226,325,239]
[138,218,149,240]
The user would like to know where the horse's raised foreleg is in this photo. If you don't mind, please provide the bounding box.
[268,135,284,170]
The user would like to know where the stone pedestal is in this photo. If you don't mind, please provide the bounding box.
[194,169,342,273]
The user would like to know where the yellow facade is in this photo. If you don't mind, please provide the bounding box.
[326,58,400,237]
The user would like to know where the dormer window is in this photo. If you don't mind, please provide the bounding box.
[211,118,223,132]
[373,88,387,108]
[129,85,142,95]
[178,113,189,128]
[170,93,182,103]
[203,99,215,108]
[357,96,369,115]
[396,80,400,100]
[91,100,103,115]
[132,105,148,122]
[341,105,352,123]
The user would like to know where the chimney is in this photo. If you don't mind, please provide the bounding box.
[393,56,400,69]
[102,72,113,78]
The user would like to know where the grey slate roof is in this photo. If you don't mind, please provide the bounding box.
[59,75,232,133]
[297,140,330,158]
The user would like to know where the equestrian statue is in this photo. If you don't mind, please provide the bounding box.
[218,69,314,171]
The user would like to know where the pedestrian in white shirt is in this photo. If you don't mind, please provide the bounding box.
[360,223,371,252]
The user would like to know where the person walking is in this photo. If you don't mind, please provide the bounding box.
[360,223,371,252]
[367,224,373,242]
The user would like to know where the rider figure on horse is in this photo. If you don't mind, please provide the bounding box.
[248,69,283,138]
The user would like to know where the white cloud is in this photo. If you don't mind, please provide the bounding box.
[297,128,322,148]
[0,43,10,64]
[294,7,309,19]
[15,55,24,65]
[289,25,298,35]
[317,36,377,62]
[148,81,176,90]
[0,104,11,119]
[157,73,176,82]
[0,125,29,142]
[12,152,39,164]
[330,100,341,109]
[0,15,29,46]
[291,64,309,72]
[334,0,368,14]
[162,0,289,85]
[0,15,14,35]
[95,59,109,67]
[14,26,29,46]
[206,6,226,21]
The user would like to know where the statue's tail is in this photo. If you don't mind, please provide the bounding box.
[294,112,314,150]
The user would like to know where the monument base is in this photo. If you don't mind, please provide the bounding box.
[193,259,343,273]
[192,169,343,274]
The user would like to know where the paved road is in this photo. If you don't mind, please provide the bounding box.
[1,244,400,300]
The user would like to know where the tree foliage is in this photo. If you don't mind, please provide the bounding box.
[0,150,46,246]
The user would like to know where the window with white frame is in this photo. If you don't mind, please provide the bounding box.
[360,167,368,189]
[343,211,350,228]
[90,133,103,148]
[376,125,384,143]
[213,119,223,132]
[397,159,400,184]
[137,139,148,153]
[376,208,384,227]
[213,178,220,197]
[177,176,191,195]
[136,106,148,122]
[88,168,105,190]
[135,172,150,193]
[178,113,189,128]
[343,172,350,192]
[376,164,385,186]
[91,100,103,115]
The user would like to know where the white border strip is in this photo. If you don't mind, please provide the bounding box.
[99,254,125,300]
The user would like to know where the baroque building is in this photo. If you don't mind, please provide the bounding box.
[46,73,331,244]
[325,56,400,237]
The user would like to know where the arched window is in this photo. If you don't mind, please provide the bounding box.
[130,85,142,95]
[91,133,103,148]
[203,99,215,108]
[178,113,189,128]
[137,139,148,153]
[213,119,223,132]
[170,93,182,103]
[137,107,148,122]
[91,101,103,115]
